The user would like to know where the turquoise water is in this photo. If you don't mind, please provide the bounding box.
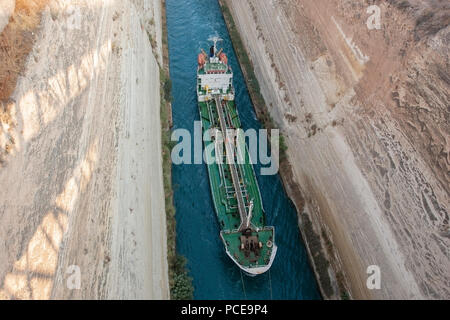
[166,0,321,300]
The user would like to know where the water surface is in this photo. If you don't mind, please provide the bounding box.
[166,0,321,300]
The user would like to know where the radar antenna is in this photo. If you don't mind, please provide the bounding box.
[208,36,223,56]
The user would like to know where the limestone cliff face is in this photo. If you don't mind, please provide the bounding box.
[0,0,168,299]
[224,0,449,299]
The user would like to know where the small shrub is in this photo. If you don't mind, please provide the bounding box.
[163,78,172,102]
[279,134,288,160]
[0,0,50,101]
[171,256,194,300]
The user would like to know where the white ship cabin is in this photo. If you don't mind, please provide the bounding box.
[197,40,235,102]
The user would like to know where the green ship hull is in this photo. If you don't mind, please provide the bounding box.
[197,39,277,275]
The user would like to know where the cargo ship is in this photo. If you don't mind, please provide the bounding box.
[197,38,277,275]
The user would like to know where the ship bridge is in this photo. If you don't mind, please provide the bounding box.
[197,37,234,101]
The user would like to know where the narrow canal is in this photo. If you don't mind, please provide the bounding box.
[166,0,321,299]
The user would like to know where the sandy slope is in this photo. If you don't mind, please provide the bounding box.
[0,0,168,299]
[225,0,449,299]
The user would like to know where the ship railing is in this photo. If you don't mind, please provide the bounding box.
[214,95,248,230]
[206,100,217,127]
[225,191,249,201]
[220,138,251,215]
[224,180,248,196]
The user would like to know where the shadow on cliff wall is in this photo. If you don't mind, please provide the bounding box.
[0,1,112,298]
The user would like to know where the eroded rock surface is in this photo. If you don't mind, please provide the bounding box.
[225,0,449,299]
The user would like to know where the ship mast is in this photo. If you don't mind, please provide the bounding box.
[208,36,223,60]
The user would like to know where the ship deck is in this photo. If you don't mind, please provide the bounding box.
[199,98,265,231]
[199,95,275,269]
